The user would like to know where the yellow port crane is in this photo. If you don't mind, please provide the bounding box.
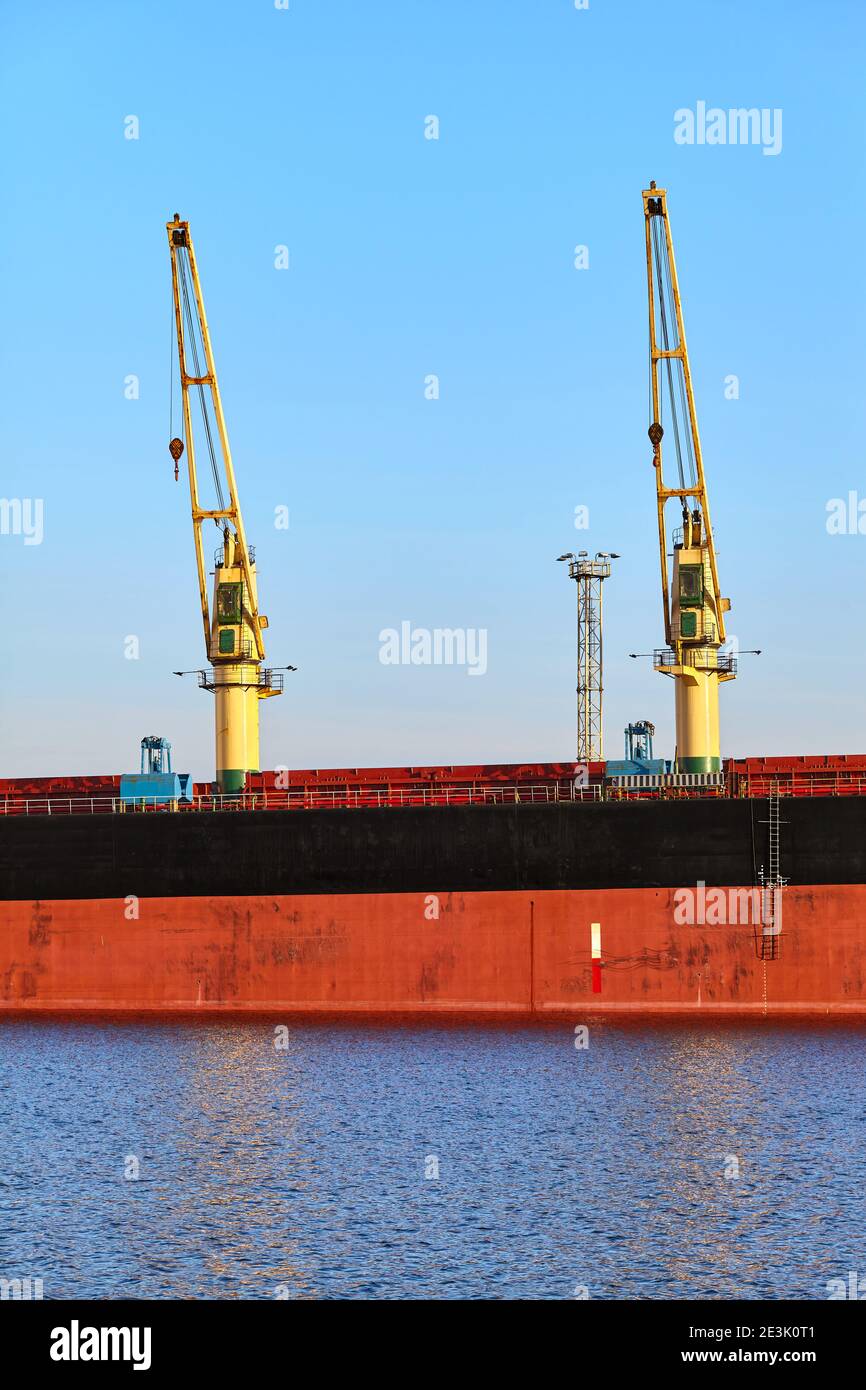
[167,215,286,794]
[642,182,736,774]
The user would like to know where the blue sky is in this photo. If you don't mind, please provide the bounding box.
[1,0,864,778]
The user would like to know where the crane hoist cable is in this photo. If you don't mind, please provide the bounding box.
[651,215,687,499]
[663,231,698,494]
[650,215,700,510]
[176,246,226,516]
[168,294,183,478]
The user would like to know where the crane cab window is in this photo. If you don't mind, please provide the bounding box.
[678,565,703,608]
[217,582,242,624]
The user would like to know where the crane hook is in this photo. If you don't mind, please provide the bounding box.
[169,437,184,483]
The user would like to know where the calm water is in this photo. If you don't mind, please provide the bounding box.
[1,1019,864,1300]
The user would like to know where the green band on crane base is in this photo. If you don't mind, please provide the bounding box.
[678,756,722,774]
[217,769,246,794]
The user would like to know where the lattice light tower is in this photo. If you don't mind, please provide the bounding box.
[557,551,619,763]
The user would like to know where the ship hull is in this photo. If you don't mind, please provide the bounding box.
[2,801,865,1015]
[1,885,866,1014]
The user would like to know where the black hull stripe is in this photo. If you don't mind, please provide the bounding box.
[2,799,865,901]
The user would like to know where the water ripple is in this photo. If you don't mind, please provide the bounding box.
[0,1018,864,1299]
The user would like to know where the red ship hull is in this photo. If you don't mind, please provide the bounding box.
[3,884,865,1015]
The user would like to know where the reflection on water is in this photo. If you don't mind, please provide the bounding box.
[1,1018,864,1299]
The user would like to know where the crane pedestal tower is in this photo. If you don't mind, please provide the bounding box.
[167,216,286,794]
[643,185,736,773]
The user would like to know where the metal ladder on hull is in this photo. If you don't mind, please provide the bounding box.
[758,780,787,960]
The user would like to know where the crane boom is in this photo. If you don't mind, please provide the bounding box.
[167,215,283,794]
[642,184,735,774]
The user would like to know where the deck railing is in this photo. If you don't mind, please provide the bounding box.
[0,782,603,816]
[3,773,866,816]
[733,774,866,798]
